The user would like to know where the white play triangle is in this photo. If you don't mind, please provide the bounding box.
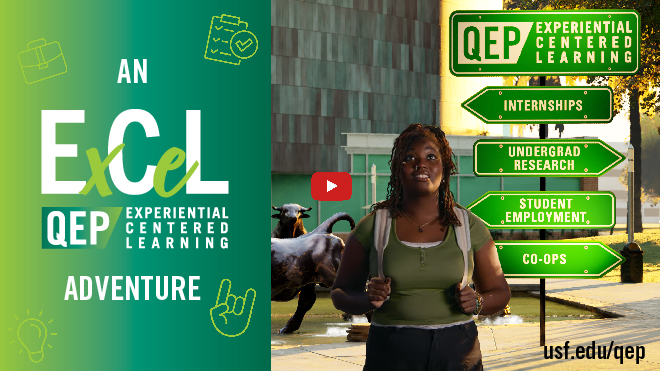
[327,180,337,192]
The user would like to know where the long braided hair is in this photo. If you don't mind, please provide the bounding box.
[373,124,461,227]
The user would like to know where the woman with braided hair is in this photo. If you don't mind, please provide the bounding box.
[331,124,510,370]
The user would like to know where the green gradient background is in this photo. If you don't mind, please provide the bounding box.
[1,1,270,370]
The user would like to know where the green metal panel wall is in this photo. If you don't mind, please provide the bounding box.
[370,155,391,174]
[459,177,500,206]
[353,154,366,172]
[449,177,458,198]
[458,156,473,174]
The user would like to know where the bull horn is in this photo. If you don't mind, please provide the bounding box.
[272,205,282,211]
[301,207,312,212]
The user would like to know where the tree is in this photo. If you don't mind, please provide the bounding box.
[520,0,660,232]
[637,114,660,203]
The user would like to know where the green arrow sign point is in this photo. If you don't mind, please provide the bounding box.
[496,241,625,278]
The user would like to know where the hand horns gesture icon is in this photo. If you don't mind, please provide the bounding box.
[210,279,256,337]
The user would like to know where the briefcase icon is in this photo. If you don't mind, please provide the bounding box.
[18,38,67,84]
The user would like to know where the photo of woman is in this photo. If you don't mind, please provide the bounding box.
[331,124,511,370]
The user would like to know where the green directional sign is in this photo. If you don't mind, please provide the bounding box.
[450,10,640,76]
[473,139,624,177]
[468,191,615,229]
[496,241,624,278]
[462,87,613,124]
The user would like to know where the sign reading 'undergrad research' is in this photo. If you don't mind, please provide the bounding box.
[450,10,640,76]
[473,139,624,177]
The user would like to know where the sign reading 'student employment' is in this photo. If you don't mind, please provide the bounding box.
[450,10,640,76]
[467,191,616,229]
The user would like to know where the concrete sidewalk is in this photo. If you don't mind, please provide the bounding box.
[272,279,660,370]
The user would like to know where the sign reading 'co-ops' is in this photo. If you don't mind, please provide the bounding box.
[450,10,640,76]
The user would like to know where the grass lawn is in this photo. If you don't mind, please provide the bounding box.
[570,229,660,283]
[271,292,341,317]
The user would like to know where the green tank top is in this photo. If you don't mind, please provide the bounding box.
[350,207,492,325]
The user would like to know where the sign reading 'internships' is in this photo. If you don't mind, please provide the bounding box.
[450,10,640,76]
[473,139,625,177]
[467,191,616,229]
[462,87,613,124]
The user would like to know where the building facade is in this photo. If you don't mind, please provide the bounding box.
[272,0,445,175]
[270,0,597,233]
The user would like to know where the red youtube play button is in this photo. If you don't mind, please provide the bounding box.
[311,172,352,201]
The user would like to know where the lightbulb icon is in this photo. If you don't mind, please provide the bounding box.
[9,309,57,363]
[17,318,47,363]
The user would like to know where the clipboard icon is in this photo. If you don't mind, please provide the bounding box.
[204,15,254,65]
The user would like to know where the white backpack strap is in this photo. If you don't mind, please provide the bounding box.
[374,209,392,279]
[453,207,472,289]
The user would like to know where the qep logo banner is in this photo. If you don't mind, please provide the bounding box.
[450,10,640,76]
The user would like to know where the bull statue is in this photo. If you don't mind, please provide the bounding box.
[271,212,355,334]
[271,204,312,238]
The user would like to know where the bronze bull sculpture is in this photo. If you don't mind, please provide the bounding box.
[271,204,311,238]
[271,212,355,333]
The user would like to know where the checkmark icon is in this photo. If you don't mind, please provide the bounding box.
[205,15,255,65]
[235,39,253,52]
